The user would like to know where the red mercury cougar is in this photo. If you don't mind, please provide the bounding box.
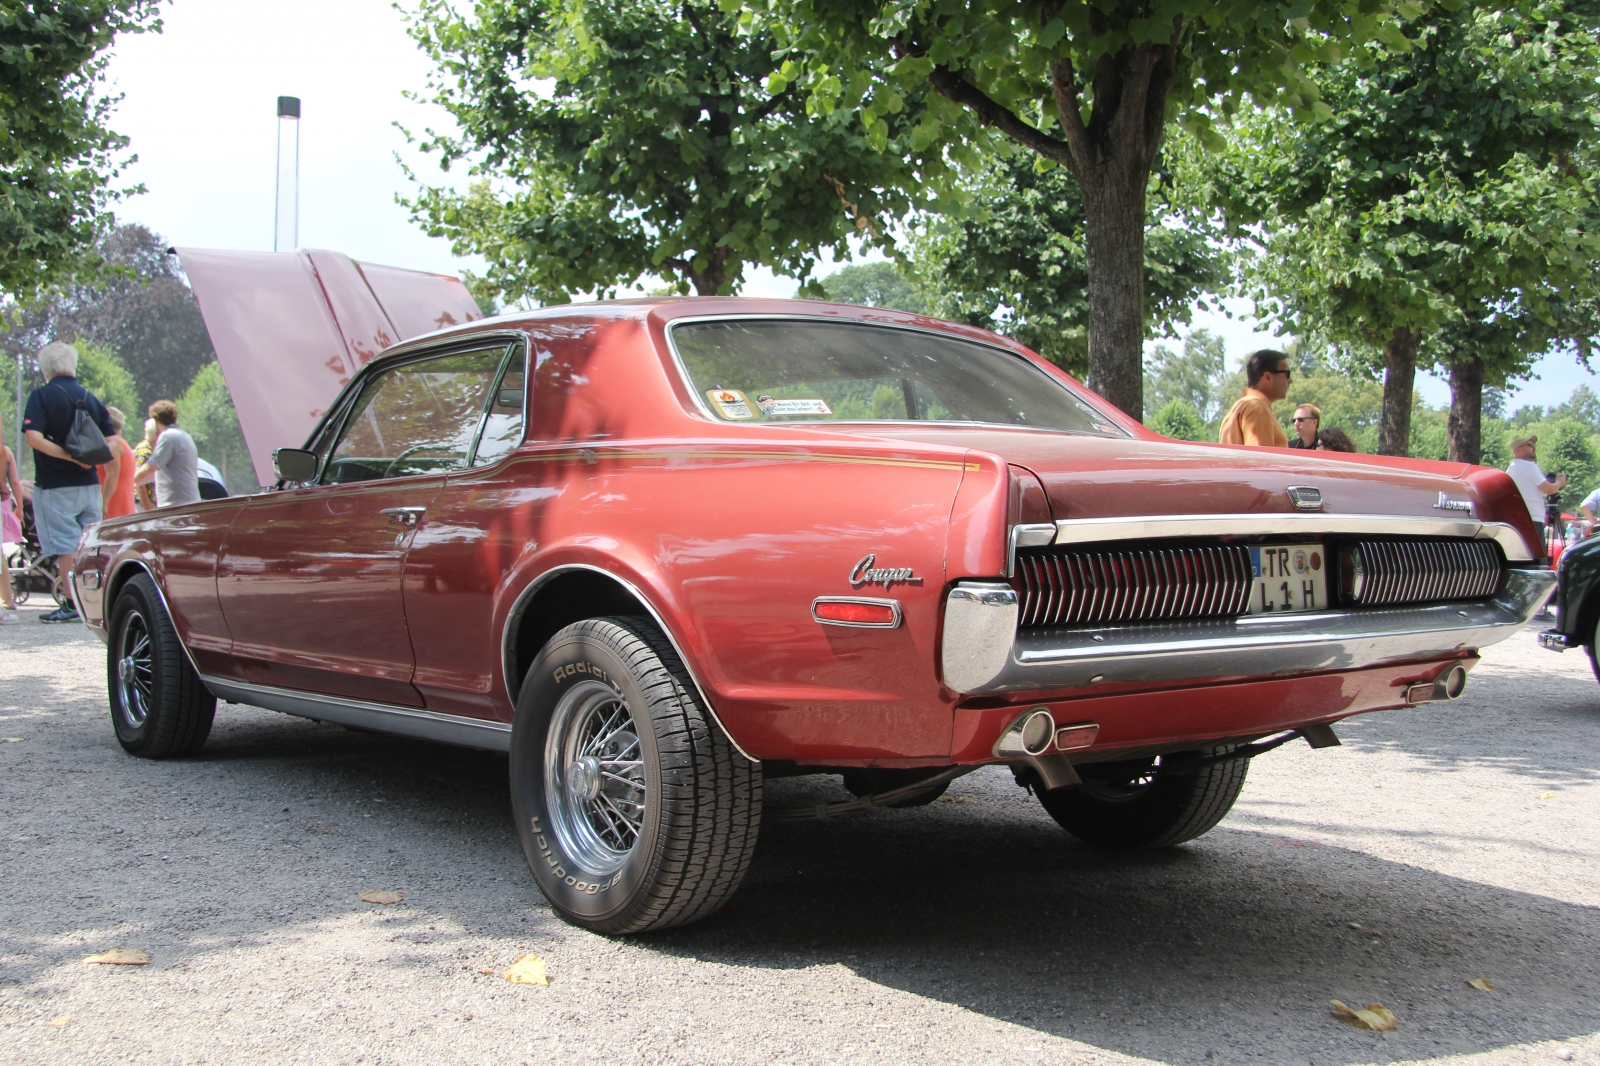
[72,249,1553,934]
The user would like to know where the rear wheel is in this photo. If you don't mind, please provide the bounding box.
[107,574,216,758]
[510,617,761,934]
[1036,749,1248,849]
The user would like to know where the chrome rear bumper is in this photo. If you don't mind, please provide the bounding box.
[941,568,1554,695]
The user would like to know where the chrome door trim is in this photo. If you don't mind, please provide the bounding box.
[950,568,1554,695]
[499,562,758,763]
[1045,514,1534,562]
[201,675,512,752]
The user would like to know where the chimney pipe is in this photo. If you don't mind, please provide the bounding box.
[274,96,301,252]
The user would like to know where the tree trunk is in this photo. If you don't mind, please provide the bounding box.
[1378,326,1421,457]
[921,30,1181,422]
[1079,166,1148,418]
[1447,357,1485,465]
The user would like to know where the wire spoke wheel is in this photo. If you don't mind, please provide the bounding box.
[115,613,155,729]
[544,679,647,875]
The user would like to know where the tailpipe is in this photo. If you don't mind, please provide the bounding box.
[1404,661,1469,705]
[995,707,1057,757]
[1434,661,1468,700]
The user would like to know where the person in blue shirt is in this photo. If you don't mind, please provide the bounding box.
[20,342,119,623]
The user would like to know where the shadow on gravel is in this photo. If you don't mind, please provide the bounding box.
[8,703,1598,1066]
[640,774,1600,1066]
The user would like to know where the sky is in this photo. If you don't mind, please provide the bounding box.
[103,0,1598,414]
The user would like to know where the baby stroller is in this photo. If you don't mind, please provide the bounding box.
[5,484,67,607]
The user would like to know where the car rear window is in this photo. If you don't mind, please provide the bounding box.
[669,319,1124,434]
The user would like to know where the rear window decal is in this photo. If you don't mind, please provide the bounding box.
[707,389,754,419]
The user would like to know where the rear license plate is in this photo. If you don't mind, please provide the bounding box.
[1247,544,1327,615]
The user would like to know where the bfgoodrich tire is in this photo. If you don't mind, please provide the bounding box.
[107,574,216,758]
[510,617,761,934]
[1036,749,1248,850]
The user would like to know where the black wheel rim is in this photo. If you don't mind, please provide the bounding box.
[116,612,154,729]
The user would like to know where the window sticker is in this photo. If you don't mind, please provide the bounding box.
[706,388,754,419]
[755,395,833,417]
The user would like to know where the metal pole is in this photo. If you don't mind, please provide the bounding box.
[274,96,301,252]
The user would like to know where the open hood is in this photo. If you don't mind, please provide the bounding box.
[175,248,482,485]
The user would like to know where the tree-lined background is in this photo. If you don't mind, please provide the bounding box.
[7,0,1600,502]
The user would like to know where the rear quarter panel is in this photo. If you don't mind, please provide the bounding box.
[499,312,972,761]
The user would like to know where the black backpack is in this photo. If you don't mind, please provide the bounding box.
[50,380,113,466]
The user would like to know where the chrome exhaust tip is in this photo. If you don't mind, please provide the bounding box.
[994,706,1057,757]
[1434,661,1468,701]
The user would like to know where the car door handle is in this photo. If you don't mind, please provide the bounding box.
[379,506,427,528]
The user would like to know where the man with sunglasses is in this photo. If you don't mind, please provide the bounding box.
[1218,349,1291,447]
[1288,403,1320,449]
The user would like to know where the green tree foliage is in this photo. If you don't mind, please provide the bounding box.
[178,362,257,494]
[1147,398,1206,441]
[72,340,137,437]
[914,152,1226,375]
[0,224,216,406]
[1144,327,1228,422]
[404,0,934,301]
[0,1,161,303]
[763,0,1426,418]
[1208,1,1600,458]
[817,261,926,313]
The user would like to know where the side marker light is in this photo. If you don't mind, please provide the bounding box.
[812,597,902,628]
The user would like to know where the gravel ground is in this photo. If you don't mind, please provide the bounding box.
[1,603,1597,1066]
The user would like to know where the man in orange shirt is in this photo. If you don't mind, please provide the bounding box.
[1219,349,1291,447]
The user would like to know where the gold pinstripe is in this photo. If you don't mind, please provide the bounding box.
[502,449,982,473]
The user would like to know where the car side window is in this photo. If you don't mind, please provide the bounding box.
[322,347,505,484]
[471,357,526,467]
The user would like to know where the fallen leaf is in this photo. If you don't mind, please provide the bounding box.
[477,968,495,975]
[1538,792,1556,800]
[1366,929,1383,937]
[954,796,974,804]
[1347,921,1364,930]
[359,890,403,905]
[1467,978,1495,992]
[937,795,954,803]
[504,954,548,986]
[48,1016,72,1026]
[83,948,150,966]
[1331,1000,1398,1031]
[1,737,21,743]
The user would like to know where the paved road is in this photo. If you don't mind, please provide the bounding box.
[2,604,1598,1065]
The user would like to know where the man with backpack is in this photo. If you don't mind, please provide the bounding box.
[21,342,119,623]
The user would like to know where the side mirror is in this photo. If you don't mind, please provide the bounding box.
[272,447,320,483]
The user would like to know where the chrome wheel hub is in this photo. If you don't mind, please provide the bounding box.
[567,756,603,802]
[544,680,647,876]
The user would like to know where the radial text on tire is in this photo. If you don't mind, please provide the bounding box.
[509,617,761,934]
[1036,748,1248,850]
[106,573,216,758]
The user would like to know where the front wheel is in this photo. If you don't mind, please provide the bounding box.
[107,574,216,758]
[1036,749,1248,850]
[510,617,761,934]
